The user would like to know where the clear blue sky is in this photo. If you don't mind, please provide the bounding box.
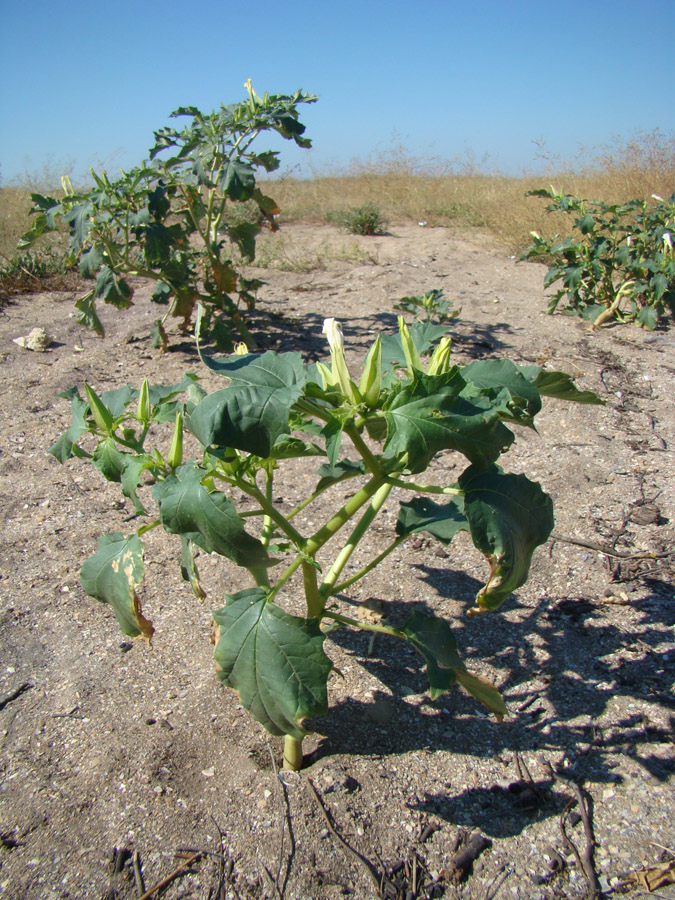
[1,0,673,183]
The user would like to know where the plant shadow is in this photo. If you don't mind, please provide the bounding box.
[308,573,675,838]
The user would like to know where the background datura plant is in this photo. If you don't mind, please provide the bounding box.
[19,83,317,350]
[52,312,602,769]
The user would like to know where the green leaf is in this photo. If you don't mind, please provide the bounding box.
[400,611,506,716]
[636,305,659,330]
[180,535,206,600]
[75,291,105,336]
[212,588,332,738]
[92,438,126,482]
[268,435,324,460]
[227,222,259,261]
[63,201,93,251]
[189,352,307,457]
[517,366,604,404]
[459,465,554,611]
[396,495,468,544]
[79,244,103,278]
[95,266,133,309]
[153,463,272,568]
[461,359,542,425]
[101,385,136,417]
[49,396,90,462]
[379,322,449,376]
[220,160,256,200]
[315,459,365,492]
[80,533,154,642]
[400,611,462,698]
[384,370,514,473]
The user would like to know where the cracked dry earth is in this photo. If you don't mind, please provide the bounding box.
[0,223,673,900]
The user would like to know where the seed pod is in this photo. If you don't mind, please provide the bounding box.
[84,382,114,435]
[167,412,184,470]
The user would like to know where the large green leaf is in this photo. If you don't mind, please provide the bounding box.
[461,359,542,425]
[80,533,154,642]
[212,588,332,738]
[384,370,514,473]
[517,365,603,405]
[459,465,554,611]
[153,463,272,568]
[188,352,307,457]
[219,159,256,200]
[396,495,468,543]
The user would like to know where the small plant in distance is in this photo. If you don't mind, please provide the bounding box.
[18,82,317,350]
[394,287,460,324]
[340,202,387,235]
[523,187,675,330]
[51,312,601,770]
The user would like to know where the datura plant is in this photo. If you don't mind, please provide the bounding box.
[51,313,602,769]
[19,82,317,349]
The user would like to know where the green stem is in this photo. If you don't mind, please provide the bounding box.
[344,423,383,477]
[385,476,462,496]
[323,610,404,639]
[283,734,304,771]
[331,535,406,596]
[320,482,392,596]
[302,560,322,618]
[304,476,384,557]
[236,480,305,548]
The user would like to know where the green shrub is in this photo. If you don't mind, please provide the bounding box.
[18,82,317,349]
[523,187,675,330]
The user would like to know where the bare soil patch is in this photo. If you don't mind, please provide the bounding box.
[1,224,673,899]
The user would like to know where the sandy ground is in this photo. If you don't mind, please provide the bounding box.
[0,224,673,899]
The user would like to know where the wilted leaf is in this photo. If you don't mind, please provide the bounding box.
[80,533,153,642]
[459,466,554,611]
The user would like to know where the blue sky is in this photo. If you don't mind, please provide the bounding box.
[1,0,674,183]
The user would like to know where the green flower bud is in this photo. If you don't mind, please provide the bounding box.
[137,379,151,423]
[426,336,452,376]
[84,382,114,435]
[358,335,382,406]
[397,316,422,373]
[167,412,184,470]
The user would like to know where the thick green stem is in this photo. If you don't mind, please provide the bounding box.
[305,476,383,557]
[320,482,393,596]
[283,735,304,771]
[302,561,322,618]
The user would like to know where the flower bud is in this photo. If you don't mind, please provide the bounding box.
[137,378,151,423]
[322,318,359,402]
[358,335,382,406]
[426,336,452,376]
[84,382,114,435]
[167,412,184,469]
[397,316,422,373]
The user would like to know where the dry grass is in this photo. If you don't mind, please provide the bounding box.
[2,130,674,268]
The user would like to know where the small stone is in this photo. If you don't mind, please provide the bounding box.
[13,327,52,351]
[201,767,215,778]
